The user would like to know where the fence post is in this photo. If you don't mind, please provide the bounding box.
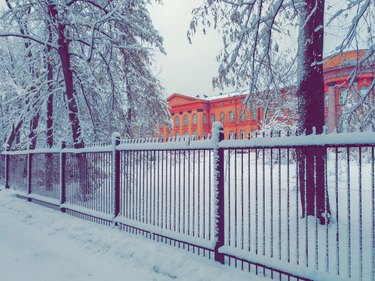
[4,144,9,189]
[27,145,32,201]
[112,132,121,223]
[60,141,67,212]
[212,122,225,264]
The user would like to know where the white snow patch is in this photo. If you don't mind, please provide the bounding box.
[0,188,267,281]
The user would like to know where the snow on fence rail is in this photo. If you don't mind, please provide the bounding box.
[0,122,374,281]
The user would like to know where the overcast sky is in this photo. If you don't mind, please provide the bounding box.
[149,0,225,97]
[149,0,363,98]
[0,1,367,98]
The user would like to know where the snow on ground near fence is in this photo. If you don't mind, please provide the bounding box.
[0,188,268,281]
[5,148,373,280]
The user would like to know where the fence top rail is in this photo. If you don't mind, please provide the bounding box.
[0,146,115,155]
[3,131,375,155]
[1,147,61,155]
[63,146,113,154]
[1,141,215,154]
[116,138,215,151]
[219,131,375,149]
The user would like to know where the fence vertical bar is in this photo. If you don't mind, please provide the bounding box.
[112,132,121,223]
[60,141,67,212]
[213,122,225,264]
[5,145,9,189]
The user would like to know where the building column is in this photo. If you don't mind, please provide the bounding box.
[327,86,336,133]
[197,109,203,139]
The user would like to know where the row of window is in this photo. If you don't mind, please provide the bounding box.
[169,130,254,140]
[175,114,207,126]
[210,98,246,108]
[174,111,257,127]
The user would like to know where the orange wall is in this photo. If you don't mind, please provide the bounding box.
[161,94,262,140]
[160,51,374,139]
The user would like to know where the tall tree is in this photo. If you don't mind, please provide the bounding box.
[189,0,373,223]
[0,0,170,149]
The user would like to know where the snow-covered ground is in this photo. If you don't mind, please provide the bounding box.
[1,145,373,281]
[0,188,268,281]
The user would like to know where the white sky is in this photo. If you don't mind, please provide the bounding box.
[150,0,366,96]
[0,0,368,98]
[149,0,225,97]
[149,0,366,98]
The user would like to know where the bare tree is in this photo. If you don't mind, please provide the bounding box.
[189,0,373,223]
[0,0,170,149]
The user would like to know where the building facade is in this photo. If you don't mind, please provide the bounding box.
[160,50,374,140]
[160,92,263,140]
[324,50,375,132]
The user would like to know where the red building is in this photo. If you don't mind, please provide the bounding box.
[160,50,374,140]
[160,92,261,140]
[324,50,375,132]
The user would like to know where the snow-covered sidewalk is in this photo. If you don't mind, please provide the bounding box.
[0,188,267,281]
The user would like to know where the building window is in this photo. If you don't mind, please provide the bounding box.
[203,114,207,124]
[192,131,197,139]
[240,111,246,121]
[203,131,207,139]
[192,114,197,124]
[230,131,236,139]
[176,132,179,137]
[360,86,369,97]
[229,111,235,122]
[251,110,257,120]
[339,89,348,104]
[240,130,245,139]
[325,94,329,107]
[183,132,189,137]
[175,117,180,126]
[184,115,188,126]
[211,114,216,123]
[220,112,225,123]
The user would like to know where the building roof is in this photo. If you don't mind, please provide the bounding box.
[200,90,247,101]
[169,50,373,102]
[323,49,369,70]
[168,90,248,104]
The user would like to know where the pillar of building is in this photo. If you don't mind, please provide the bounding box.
[326,85,336,133]
[197,109,204,139]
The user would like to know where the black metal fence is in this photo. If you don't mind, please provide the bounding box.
[65,150,114,217]
[0,123,374,281]
[117,147,216,255]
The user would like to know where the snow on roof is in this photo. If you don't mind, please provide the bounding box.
[323,49,370,70]
[194,89,248,101]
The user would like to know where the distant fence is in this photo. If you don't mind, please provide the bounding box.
[1,123,374,281]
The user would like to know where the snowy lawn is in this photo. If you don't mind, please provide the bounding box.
[0,188,268,281]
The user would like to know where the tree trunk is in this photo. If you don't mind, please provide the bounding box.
[126,106,132,137]
[6,121,23,149]
[49,3,84,149]
[123,54,133,138]
[49,3,87,197]
[46,22,54,149]
[28,111,39,149]
[46,22,54,190]
[297,0,331,224]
